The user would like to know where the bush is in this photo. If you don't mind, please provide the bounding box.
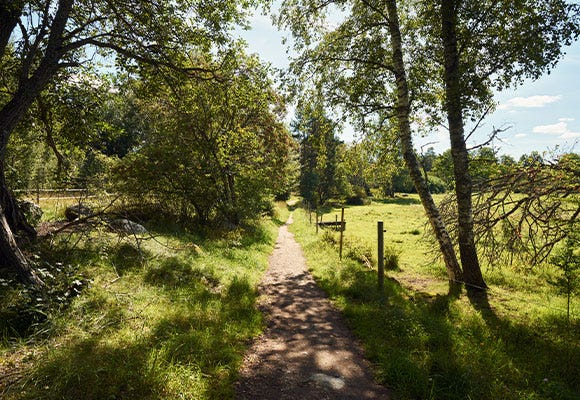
[427,175,447,194]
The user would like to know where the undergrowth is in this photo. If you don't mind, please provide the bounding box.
[290,203,580,400]
[1,215,277,399]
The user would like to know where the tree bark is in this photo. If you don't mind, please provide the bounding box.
[0,0,74,286]
[37,96,68,178]
[440,0,487,290]
[0,204,44,287]
[0,1,24,58]
[386,0,464,287]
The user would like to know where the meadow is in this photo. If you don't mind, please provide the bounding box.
[290,195,579,400]
[0,200,290,399]
[1,195,578,399]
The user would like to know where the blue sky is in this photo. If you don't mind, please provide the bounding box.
[235,8,580,159]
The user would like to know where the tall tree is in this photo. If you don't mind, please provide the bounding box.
[385,0,465,284]
[116,51,292,225]
[433,0,580,289]
[440,0,484,288]
[279,0,464,286]
[280,0,580,290]
[292,97,343,207]
[0,0,259,286]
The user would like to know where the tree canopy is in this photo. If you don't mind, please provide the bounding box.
[115,51,293,225]
[0,0,266,285]
[278,0,580,290]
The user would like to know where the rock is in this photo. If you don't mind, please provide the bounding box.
[109,218,147,234]
[310,373,346,390]
[65,203,92,221]
[18,200,43,226]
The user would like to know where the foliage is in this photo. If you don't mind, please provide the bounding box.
[115,51,292,225]
[438,152,580,268]
[278,0,580,290]
[3,73,133,191]
[430,147,506,190]
[0,0,265,285]
[384,244,401,270]
[550,227,580,321]
[341,141,372,200]
[292,95,346,207]
[359,128,404,197]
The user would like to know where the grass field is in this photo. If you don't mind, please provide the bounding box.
[1,196,578,399]
[0,202,290,399]
[290,196,579,400]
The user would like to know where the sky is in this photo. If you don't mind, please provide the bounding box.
[234,6,580,159]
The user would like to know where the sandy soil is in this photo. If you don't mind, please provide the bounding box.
[235,215,391,399]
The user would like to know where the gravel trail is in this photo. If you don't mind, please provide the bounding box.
[235,215,391,399]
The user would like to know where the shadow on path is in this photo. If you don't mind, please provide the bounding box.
[235,216,391,399]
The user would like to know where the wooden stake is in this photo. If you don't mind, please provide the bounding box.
[378,221,384,291]
[339,208,345,260]
[316,212,319,234]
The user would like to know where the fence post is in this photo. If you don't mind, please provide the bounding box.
[316,211,319,234]
[339,207,345,260]
[377,221,384,291]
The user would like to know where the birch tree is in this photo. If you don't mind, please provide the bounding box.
[279,0,579,290]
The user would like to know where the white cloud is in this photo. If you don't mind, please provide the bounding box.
[514,133,527,138]
[559,117,575,122]
[561,131,580,139]
[498,95,562,110]
[533,121,580,139]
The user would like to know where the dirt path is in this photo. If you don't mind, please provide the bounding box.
[235,215,391,399]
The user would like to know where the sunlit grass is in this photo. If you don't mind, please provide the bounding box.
[1,214,277,399]
[290,199,580,400]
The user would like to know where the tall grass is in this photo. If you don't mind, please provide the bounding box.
[1,217,277,399]
[290,199,579,400]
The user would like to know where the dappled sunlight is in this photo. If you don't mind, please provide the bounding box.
[1,219,275,399]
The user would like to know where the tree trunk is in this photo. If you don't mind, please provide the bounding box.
[0,1,24,58]
[0,204,44,287]
[0,0,73,287]
[0,116,43,286]
[0,92,45,242]
[386,0,463,287]
[0,174,36,238]
[440,0,487,290]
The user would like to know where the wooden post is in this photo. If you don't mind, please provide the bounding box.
[378,221,384,291]
[316,212,319,234]
[339,208,345,260]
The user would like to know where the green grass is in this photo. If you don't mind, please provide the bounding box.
[1,214,278,399]
[290,197,580,400]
